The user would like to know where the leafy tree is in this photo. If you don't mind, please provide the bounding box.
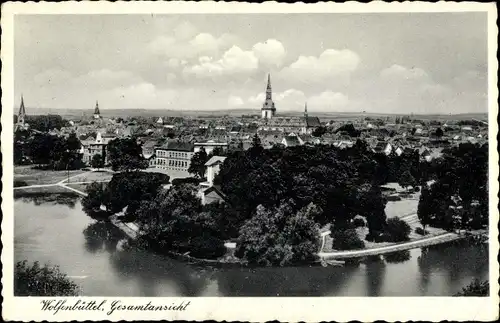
[25,114,69,132]
[312,126,327,137]
[107,138,148,172]
[15,260,80,296]
[455,279,489,296]
[334,123,360,137]
[210,146,226,157]
[251,133,262,148]
[104,172,170,217]
[399,169,417,190]
[188,147,208,178]
[434,127,444,137]
[383,217,411,242]
[331,229,365,250]
[91,154,104,170]
[136,185,225,259]
[82,182,109,220]
[236,201,320,266]
[417,143,488,231]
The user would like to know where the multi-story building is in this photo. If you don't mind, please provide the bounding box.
[81,132,114,165]
[154,141,194,172]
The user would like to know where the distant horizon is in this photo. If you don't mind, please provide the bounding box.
[17,105,488,118]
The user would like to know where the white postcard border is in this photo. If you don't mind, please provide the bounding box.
[1,1,499,321]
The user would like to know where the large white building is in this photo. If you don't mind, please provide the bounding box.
[154,141,194,172]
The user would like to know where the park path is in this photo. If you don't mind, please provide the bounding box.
[318,232,463,260]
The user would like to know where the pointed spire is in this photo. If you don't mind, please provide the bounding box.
[18,95,26,125]
[94,100,100,115]
[266,73,272,100]
[304,102,308,118]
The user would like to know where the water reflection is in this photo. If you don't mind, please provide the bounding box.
[364,255,386,296]
[109,249,213,297]
[82,222,125,253]
[384,250,411,264]
[216,264,358,297]
[418,240,488,295]
[14,192,79,209]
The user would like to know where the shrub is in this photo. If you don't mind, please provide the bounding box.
[352,217,366,228]
[415,227,429,235]
[386,195,402,202]
[171,177,201,186]
[455,279,489,296]
[15,260,80,296]
[384,217,411,242]
[188,235,226,260]
[331,229,365,250]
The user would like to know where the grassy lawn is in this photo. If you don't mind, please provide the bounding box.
[14,166,86,185]
[64,171,113,183]
[320,188,448,253]
[14,185,70,195]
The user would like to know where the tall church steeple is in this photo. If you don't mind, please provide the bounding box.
[266,74,272,100]
[304,102,308,119]
[261,73,276,119]
[93,100,101,119]
[18,95,26,125]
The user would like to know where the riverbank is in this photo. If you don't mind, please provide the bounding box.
[109,211,482,266]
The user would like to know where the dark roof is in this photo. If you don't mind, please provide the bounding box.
[160,141,194,152]
[284,135,301,146]
[203,185,227,200]
[305,117,321,127]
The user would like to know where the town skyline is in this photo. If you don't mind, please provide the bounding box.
[15,13,488,115]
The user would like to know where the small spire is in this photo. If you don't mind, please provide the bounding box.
[304,102,308,118]
[18,94,26,118]
[94,100,100,115]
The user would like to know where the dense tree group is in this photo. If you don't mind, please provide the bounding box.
[25,114,70,132]
[14,130,84,170]
[135,184,226,259]
[418,143,488,231]
[107,138,148,171]
[216,141,392,243]
[15,260,80,296]
[235,201,321,266]
[82,172,170,220]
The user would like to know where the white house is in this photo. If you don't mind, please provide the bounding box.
[202,156,226,187]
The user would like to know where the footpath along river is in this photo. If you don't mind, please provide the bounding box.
[14,193,489,296]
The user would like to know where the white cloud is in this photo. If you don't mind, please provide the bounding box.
[279,49,360,84]
[308,91,349,109]
[380,64,429,80]
[252,39,286,67]
[248,92,266,105]
[183,46,259,78]
[228,95,244,107]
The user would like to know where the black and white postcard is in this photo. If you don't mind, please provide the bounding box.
[1,1,498,321]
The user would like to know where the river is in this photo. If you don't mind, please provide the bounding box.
[14,193,489,296]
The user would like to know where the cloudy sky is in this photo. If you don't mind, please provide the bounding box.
[15,13,488,114]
